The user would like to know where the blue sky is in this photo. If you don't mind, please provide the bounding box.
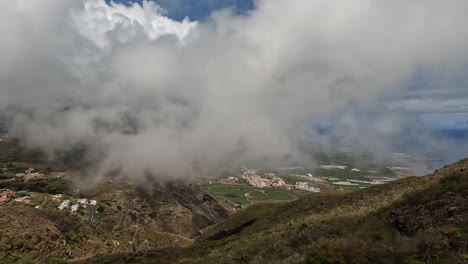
[111,0,254,21]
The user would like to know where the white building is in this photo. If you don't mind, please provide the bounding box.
[58,200,71,210]
[77,198,87,203]
[77,198,88,208]
[89,200,97,205]
[320,165,347,170]
[71,204,80,212]
[295,182,320,192]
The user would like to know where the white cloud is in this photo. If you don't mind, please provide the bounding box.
[73,0,197,48]
[1,0,468,181]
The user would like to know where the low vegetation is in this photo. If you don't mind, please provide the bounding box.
[0,177,73,195]
[86,158,468,264]
[200,183,300,206]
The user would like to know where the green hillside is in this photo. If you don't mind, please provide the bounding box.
[86,159,468,264]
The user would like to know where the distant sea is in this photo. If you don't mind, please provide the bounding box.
[427,128,468,168]
[433,128,468,140]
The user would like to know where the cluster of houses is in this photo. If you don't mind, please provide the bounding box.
[288,173,327,184]
[295,182,320,193]
[219,176,240,184]
[0,189,15,202]
[307,173,326,183]
[1,186,98,214]
[348,179,385,185]
[237,167,328,192]
[57,196,97,213]
[319,165,348,170]
[241,170,287,188]
[16,168,45,181]
[1,189,32,203]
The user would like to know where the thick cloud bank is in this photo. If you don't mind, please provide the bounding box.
[1,0,468,180]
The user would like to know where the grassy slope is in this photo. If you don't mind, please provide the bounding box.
[201,183,301,206]
[87,159,468,264]
[0,180,233,263]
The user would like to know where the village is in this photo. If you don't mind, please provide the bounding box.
[0,164,158,258]
[56,195,98,213]
[294,182,320,192]
[240,167,288,188]
[205,163,400,202]
[239,166,323,193]
[1,163,393,215]
[0,166,100,215]
[0,188,100,215]
[15,167,46,181]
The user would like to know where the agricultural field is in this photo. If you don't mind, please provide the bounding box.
[199,148,429,204]
[308,149,399,189]
[199,183,300,206]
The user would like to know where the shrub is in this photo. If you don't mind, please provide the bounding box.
[403,257,425,264]
[97,206,104,213]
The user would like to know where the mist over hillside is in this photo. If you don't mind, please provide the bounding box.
[1,0,468,182]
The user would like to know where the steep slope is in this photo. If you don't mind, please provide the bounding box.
[0,135,233,263]
[86,159,468,264]
[0,180,232,263]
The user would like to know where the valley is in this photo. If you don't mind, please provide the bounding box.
[0,134,465,264]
